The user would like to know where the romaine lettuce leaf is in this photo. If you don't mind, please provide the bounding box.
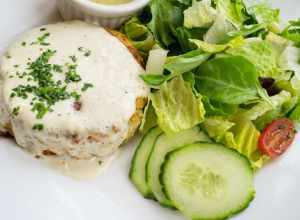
[215,0,249,28]
[241,90,292,121]
[226,38,287,80]
[165,50,211,75]
[148,0,184,47]
[204,13,236,44]
[122,17,155,58]
[280,46,300,79]
[230,117,269,169]
[203,0,250,43]
[227,23,265,38]
[290,102,300,123]
[202,116,235,143]
[266,32,289,55]
[139,100,158,134]
[281,19,300,46]
[254,108,282,131]
[202,116,269,169]
[175,27,208,52]
[253,94,297,131]
[190,36,244,53]
[141,50,211,86]
[202,96,238,116]
[140,74,167,87]
[150,76,205,134]
[195,56,265,105]
[145,46,168,75]
[183,0,216,29]
[248,3,280,33]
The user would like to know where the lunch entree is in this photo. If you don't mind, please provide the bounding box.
[1,0,300,219]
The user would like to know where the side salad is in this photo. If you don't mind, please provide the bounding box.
[123,0,299,219]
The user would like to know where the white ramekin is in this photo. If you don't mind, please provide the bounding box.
[56,0,149,28]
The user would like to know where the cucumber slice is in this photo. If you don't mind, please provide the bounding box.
[129,127,162,198]
[161,143,255,220]
[146,127,210,207]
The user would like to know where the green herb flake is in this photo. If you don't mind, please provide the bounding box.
[84,51,91,57]
[65,64,81,83]
[69,55,77,63]
[78,47,91,57]
[32,123,44,131]
[53,64,63,73]
[12,106,20,117]
[31,32,51,46]
[21,42,26,46]
[70,91,81,101]
[10,47,91,121]
[31,102,48,119]
[81,83,93,91]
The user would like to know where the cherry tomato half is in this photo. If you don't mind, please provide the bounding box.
[258,118,296,159]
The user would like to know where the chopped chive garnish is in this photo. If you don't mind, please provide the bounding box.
[12,106,20,116]
[81,83,93,91]
[32,123,44,131]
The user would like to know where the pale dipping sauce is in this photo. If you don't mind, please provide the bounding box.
[91,0,132,5]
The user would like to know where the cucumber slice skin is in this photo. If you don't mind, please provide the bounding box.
[161,142,255,220]
[146,127,211,207]
[129,127,162,198]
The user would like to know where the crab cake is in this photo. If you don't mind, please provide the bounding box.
[0,21,148,162]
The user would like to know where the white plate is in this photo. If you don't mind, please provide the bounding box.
[0,1,300,220]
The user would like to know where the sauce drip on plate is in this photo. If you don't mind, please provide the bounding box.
[43,152,118,180]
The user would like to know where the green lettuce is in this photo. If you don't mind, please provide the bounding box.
[266,32,289,55]
[202,97,238,116]
[215,0,249,28]
[145,46,168,75]
[244,89,298,130]
[280,46,300,77]
[139,100,158,134]
[122,17,155,59]
[140,74,167,87]
[164,50,211,75]
[203,0,249,43]
[241,91,292,121]
[226,38,287,79]
[230,117,269,169]
[290,102,300,123]
[150,76,205,134]
[183,0,216,29]
[148,0,184,47]
[190,36,244,53]
[175,27,208,52]
[202,116,235,144]
[227,23,265,38]
[203,13,236,44]
[279,46,300,123]
[195,56,265,105]
[202,116,268,169]
[141,50,211,86]
[248,3,280,32]
[281,19,300,46]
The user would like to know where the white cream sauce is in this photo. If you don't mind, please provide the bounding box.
[43,153,118,180]
[0,21,147,177]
